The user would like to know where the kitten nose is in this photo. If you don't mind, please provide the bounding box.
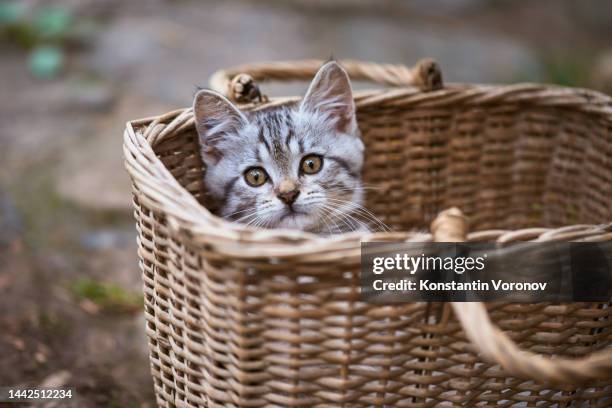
[277,179,300,205]
[277,189,300,205]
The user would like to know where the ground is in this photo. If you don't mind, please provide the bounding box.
[0,0,610,406]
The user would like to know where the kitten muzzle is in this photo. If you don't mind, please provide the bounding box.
[277,189,300,205]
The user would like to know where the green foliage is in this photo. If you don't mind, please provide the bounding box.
[0,2,35,47]
[33,6,72,41]
[0,4,74,47]
[0,2,95,78]
[0,2,27,26]
[541,55,592,88]
[28,45,64,78]
[39,310,72,335]
[69,278,143,313]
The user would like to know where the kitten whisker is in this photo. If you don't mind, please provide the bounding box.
[324,198,390,232]
[326,186,381,192]
[319,205,355,232]
[244,207,284,230]
[227,205,270,219]
[316,209,337,235]
[320,204,369,233]
[320,207,333,234]
[361,183,383,190]
[318,206,346,234]
[299,193,388,232]
[234,205,276,223]
[326,197,388,223]
[235,211,261,223]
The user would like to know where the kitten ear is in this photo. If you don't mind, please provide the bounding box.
[193,90,248,163]
[300,61,356,134]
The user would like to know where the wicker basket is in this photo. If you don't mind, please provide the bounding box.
[123,59,612,407]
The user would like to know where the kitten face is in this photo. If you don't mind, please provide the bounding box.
[194,62,366,233]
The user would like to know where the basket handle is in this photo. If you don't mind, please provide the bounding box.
[209,59,443,103]
[432,208,612,385]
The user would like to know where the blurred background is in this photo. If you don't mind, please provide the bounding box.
[0,0,611,406]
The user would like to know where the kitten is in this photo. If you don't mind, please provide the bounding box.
[193,61,384,234]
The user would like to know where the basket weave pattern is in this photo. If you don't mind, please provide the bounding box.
[124,60,612,407]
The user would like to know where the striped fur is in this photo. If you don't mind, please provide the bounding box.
[194,62,380,234]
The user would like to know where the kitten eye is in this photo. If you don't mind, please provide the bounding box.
[300,154,323,175]
[244,167,268,187]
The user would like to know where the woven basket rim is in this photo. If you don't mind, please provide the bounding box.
[123,82,612,257]
[131,82,612,124]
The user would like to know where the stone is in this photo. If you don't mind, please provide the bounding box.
[39,370,72,388]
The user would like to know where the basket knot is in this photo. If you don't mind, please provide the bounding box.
[431,207,468,242]
[413,58,444,91]
[228,73,269,104]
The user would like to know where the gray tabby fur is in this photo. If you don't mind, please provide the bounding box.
[193,62,384,234]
